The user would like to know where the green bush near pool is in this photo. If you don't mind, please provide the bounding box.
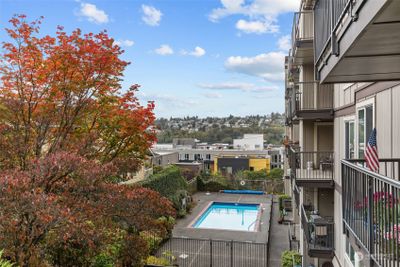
[142,166,189,212]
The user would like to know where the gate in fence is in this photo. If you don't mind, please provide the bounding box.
[155,237,268,267]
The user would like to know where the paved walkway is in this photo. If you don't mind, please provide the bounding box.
[268,195,290,267]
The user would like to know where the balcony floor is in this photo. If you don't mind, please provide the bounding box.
[295,169,334,188]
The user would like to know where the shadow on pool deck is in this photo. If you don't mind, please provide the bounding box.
[268,195,290,266]
[172,192,272,243]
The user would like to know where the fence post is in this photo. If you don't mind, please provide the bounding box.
[210,239,212,267]
[230,240,233,267]
[367,176,374,265]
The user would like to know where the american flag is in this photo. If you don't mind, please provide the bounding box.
[365,128,379,172]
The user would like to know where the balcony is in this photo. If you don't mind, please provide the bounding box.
[292,11,314,65]
[301,205,334,258]
[289,147,334,188]
[291,82,334,120]
[314,0,400,83]
[342,159,400,267]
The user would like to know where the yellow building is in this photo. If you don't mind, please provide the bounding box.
[213,156,270,175]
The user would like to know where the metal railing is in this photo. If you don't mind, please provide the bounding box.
[301,205,335,252]
[294,184,300,208]
[314,0,358,64]
[294,82,334,111]
[290,149,334,181]
[342,159,400,267]
[155,237,268,267]
[292,11,314,50]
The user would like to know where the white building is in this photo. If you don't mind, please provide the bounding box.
[233,134,264,150]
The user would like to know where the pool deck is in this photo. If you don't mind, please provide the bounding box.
[172,192,272,243]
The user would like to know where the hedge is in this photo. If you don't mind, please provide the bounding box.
[141,166,188,211]
[142,166,187,199]
[197,176,234,192]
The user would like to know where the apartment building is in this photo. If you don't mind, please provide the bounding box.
[233,134,264,150]
[284,1,400,267]
[213,155,271,176]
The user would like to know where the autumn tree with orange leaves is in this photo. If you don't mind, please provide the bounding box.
[0,15,175,267]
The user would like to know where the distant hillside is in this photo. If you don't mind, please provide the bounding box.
[155,113,285,145]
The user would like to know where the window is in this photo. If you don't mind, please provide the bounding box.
[206,154,211,160]
[345,121,355,159]
[357,105,373,159]
[184,154,189,160]
[250,167,255,171]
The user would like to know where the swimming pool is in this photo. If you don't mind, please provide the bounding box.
[192,202,261,232]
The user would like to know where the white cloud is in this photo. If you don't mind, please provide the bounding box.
[114,39,135,47]
[141,5,162,26]
[78,2,109,24]
[210,0,299,21]
[277,35,291,51]
[198,82,278,92]
[181,46,206,57]
[235,19,278,34]
[224,51,286,81]
[141,93,197,108]
[209,0,300,34]
[154,44,174,55]
[202,92,223,99]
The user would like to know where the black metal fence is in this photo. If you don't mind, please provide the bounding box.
[301,205,334,253]
[342,159,400,267]
[155,237,268,267]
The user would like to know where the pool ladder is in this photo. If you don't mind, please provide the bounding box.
[248,219,257,231]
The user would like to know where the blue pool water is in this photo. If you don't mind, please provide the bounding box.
[193,202,260,231]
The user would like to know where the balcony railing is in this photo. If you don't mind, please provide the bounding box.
[314,0,357,64]
[342,159,400,267]
[294,82,334,111]
[294,183,300,208]
[289,147,334,187]
[301,205,334,257]
[292,11,314,49]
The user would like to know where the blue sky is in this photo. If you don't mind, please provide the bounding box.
[0,0,300,118]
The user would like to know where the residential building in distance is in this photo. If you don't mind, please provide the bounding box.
[151,150,179,167]
[153,134,283,174]
[284,1,400,267]
[213,155,271,176]
[233,134,264,150]
[172,138,197,149]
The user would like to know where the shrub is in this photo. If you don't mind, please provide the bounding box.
[278,194,291,211]
[170,190,189,212]
[140,231,163,254]
[156,216,175,237]
[197,175,233,192]
[146,251,175,266]
[92,253,114,267]
[0,250,14,267]
[236,170,268,180]
[142,166,187,198]
[142,166,189,212]
[146,256,170,266]
[281,250,301,267]
[268,168,284,179]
